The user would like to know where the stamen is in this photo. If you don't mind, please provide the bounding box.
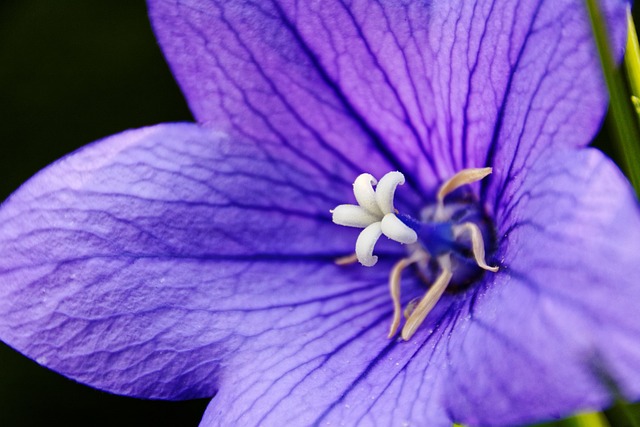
[353,174,383,216]
[435,167,492,220]
[401,255,453,341]
[403,298,420,319]
[331,204,380,228]
[452,222,499,272]
[387,251,429,338]
[355,222,383,267]
[375,171,405,215]
[380,213,418,244]
[334,253,358,266]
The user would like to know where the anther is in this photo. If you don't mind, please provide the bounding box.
[387,250,429,338]
[435,167,492,221]
[401,255,453,341]
[452,222,499,272]
[403,298,420,320]
[334,253,359,266]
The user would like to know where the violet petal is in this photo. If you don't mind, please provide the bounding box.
[0,123,405,399]
[445,149,640,426]
[149,0,627,195]
[196,149,640,426]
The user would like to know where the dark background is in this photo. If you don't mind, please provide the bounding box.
[0,1,207,426]
[0,1,636,426]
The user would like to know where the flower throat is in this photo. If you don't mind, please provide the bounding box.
[331,168,498,341]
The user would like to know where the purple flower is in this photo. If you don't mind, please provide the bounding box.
[1,0,639,425]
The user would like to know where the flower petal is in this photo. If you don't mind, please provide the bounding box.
[482,0,628,215]
[444,149,640,426]
[147,0,419,200]
[191,149,640,427]
[148,0,627,195]
[0,122,459,424]
[196,292,458,427]
[0,123,407,399]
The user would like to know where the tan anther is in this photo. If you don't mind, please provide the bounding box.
[334,253,359,266]
[403,298,420,319]
[401,255,453,341]
[435,167,492,221]
[387,251,429,338]
[453,222,499,272]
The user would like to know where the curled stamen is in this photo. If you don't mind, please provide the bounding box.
[435,167,492,220]
[453,222,499,272]
[402,255,453,341]
[387,251,429,338]
[437,167,492,203]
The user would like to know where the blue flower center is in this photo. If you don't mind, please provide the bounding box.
[398,198,496,291]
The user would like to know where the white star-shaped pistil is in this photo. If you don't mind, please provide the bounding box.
[331,171,417,267]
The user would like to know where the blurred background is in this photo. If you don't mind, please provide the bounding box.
[0,1,637,426]
[0,1,206,425]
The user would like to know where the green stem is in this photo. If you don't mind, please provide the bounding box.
[605,400,640,427]
[625,10,640,100]
[572,412,611,427]
[585,0,640,196]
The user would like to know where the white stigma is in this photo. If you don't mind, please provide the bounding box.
[331,171,417,266]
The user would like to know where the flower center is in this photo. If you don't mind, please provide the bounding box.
[331,168,499,341]
[401,199,496,292]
